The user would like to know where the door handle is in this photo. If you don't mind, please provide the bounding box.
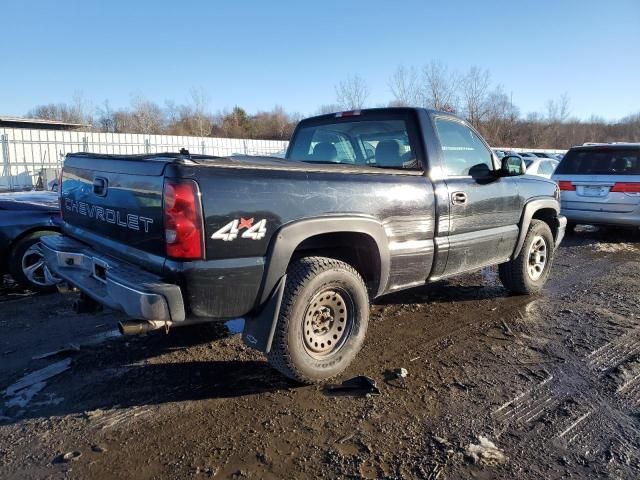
[451,191,467,205]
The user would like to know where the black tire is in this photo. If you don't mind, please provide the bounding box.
[268,256,369,384]
[566,221,577,235]
[499,220,555,295]
[9,231,60,292]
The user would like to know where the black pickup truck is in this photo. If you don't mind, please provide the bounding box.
[42,108,566,383]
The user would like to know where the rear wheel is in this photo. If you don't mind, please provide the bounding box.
[499,220,554,295]
[268,257,369,384]
[9,232,61,292]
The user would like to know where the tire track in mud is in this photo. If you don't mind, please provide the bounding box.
[491,361,638,460]
[587,329,640,407]
[85,406,155,431]
[492,257,640,471]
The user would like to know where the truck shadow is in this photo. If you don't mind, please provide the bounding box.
[1,323,297,424]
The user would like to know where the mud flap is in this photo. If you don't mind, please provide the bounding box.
[242,274,286,353]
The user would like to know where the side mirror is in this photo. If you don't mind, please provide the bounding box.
[501,155,526,176]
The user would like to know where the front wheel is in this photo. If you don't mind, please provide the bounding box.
[499,220,555,295]
[268,257,369,384]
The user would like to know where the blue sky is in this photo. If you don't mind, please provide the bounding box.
[3,0,639,121]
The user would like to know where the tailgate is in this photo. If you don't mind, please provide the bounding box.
[60,153,169,257]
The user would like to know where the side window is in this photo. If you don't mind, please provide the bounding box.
[433,118,493,176]
[540,161,555,175]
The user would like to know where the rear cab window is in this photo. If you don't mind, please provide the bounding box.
[287,111,420,170]
[556,148,640,175]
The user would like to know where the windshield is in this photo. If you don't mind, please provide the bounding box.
[555,148,640,175]
[287,117,418,169]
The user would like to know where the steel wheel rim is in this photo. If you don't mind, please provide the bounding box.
[21,244,60,287]
[527,235,547,281]
[302,288,354,359]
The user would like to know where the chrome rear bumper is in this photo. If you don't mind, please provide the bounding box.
[40,235,185,322]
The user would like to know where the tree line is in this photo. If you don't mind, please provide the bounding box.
[26,67,640,148]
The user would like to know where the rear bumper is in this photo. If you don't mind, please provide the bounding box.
[40,235,185,322]
[561,208,640,227]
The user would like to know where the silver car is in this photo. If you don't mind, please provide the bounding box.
[525,158,559,178]
[552,144,640,229]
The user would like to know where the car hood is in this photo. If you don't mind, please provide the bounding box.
[0,191,60,211]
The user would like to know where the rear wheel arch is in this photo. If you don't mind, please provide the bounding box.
[291,231,382,296]
[258,217,390,305]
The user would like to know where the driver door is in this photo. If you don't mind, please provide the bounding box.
[433,117,522,276]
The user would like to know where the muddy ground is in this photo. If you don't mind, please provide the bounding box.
[1,227,639,479]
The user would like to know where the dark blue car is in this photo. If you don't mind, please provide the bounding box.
[0,191,61,291]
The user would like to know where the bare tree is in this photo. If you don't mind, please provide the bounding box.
[129,96,164,134]
[422,61,459,112]
[251,106,295,140]
[96,100,117,132]
[335,75,369,110]
[28,91,92,125]
[460,67,492,128]
[388,65,420,107]
[189,87,213,137]
[482,87,520,145]
[317,104,342,115]
[546,92,571,123]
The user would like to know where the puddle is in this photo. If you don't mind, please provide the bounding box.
[81,329,121,346]
[224,318,245,334]
[481,266,501,287]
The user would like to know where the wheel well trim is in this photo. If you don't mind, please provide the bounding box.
[8,226,61,257]
[512,198,560,258]
[258,216,390,305]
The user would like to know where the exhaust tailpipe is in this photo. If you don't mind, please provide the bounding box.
[118,320,172,335]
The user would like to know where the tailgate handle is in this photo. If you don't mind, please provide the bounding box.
[93,177,108,196]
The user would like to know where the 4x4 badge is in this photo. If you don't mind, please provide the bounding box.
[211,218,267,241]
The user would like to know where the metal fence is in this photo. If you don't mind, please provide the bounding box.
[0,126,568,192]
[0,128,289,191]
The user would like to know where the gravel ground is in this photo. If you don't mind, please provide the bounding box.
[0,227,639,479]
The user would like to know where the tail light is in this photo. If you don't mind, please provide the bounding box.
[163,179,204,260]
[335,110,361,117]
[557,181,575,191]
[611,182,640,193]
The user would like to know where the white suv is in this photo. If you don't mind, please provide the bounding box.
[552,144,640,230]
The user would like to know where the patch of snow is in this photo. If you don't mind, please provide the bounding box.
[592,242,638,253]
[225,318,245,334]
[466,436,507,465]
[5,381,47,408]
[3,358,71,409]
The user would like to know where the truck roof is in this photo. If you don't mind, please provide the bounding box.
[570,143,640,151]
[301,107,462,123]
